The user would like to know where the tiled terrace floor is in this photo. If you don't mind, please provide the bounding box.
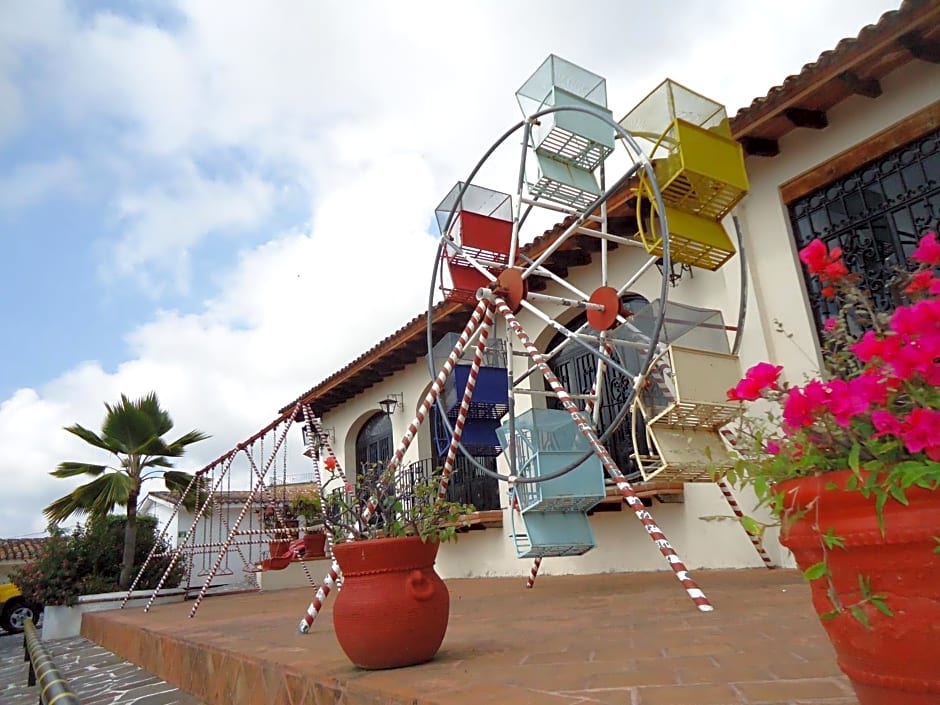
[82,569,858,705]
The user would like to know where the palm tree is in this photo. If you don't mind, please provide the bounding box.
[44,392,210,589]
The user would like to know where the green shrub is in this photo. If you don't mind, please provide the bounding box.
[10,514,185,606]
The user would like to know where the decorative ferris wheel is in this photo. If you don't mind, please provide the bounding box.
[424,55,763,602]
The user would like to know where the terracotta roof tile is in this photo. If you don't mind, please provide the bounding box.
[0,538,49,562]
[731,0,938,140]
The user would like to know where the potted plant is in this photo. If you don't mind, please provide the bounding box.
[307,463,475,670]
[289,490,328,558]
[721,232,940,704]
[257,500,298,558]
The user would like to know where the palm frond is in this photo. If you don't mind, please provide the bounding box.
[51,462,107,479]
[138,437,174,458]
[136,391,174,436]
[164,470,210,513]
[101,399,159,455]
[71,473,136,517]
[43,492,89,526]
[165,429,211,457]
[64,424,112,452]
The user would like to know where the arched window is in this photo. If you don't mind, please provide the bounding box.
[545,294,650,480]
[355,412,393,480]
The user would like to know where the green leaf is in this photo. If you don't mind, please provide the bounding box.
[740,515,764,538]
[889,484,909,506]
[821,528,845,550]
[803,561,828,581]
[870,597,893,618]
[848,442,861,472]
[819,609,841,620]
[849,605,871,630]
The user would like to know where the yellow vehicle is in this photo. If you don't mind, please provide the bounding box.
[0,582,41,634]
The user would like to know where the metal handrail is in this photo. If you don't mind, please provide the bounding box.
[23,620,81,705]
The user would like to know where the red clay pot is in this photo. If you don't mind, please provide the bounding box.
[302,532,327,558]
[268,539,291,558]
[332,536,449,670]
[777,470,940,705]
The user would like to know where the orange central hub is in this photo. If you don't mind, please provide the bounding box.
[493,268,527,312]
[586,286,623,331]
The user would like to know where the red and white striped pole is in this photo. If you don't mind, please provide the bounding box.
[437,301,495,500]
[298,299,488,632]
[717,430,775,569]
[189,419,294,617]
[527,341,613,590]
[717,480,775,569]
[494,297,714,612]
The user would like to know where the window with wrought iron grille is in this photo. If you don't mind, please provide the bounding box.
[788,127,940,339]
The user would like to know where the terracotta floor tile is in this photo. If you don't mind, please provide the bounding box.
[80,569,859,705]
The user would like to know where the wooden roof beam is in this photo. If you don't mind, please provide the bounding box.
[738,136,780,157]
[784,107,829,130]
[899,30,940,63]
[837,70,882,98]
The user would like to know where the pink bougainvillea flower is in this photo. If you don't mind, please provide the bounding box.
[824,318,838,332]
[783,381,828,431]
[726,362,784,401]
[727,376,763,401]
[912,232,940,266]
[871,409,902,438]
[766,440,781,455]
[746,362,784,390]
[899,408,940,457]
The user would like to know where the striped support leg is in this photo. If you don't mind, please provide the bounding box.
[298,559,340,633]
[526,557,542,589]
[297,299,487,631]
[494,297,714,613]
[437,301,494,500]
[717,480,776,569]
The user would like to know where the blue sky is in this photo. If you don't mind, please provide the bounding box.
[0,0,901,537]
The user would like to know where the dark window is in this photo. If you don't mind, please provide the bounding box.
[788,128,940,338]
[545,295,651,480]
[355,412,392,480]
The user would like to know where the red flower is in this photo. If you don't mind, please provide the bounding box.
[905,270,936,294]
[726,362,783,401]
[912,231,940,266]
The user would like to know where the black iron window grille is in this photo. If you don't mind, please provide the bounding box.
[788,128,940,339]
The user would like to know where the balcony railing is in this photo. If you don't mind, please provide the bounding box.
[398,455,502,513]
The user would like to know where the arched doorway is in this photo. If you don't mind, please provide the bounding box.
[545,294,650,480]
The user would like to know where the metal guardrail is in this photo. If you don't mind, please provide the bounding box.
[23,620,81,705]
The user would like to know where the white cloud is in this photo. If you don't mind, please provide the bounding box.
[0,0,902,537]
[110,166,276,291]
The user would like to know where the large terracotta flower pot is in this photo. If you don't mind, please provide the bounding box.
[777,470,940,705]
[332,536,449,670]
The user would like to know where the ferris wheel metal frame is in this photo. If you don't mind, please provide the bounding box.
[427,103,675,486]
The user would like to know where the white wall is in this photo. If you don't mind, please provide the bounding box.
[142,498,267,587]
